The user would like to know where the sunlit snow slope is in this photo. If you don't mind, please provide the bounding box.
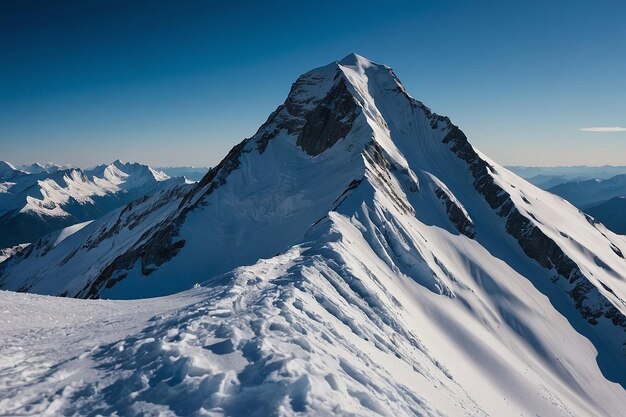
[1,54,625,416]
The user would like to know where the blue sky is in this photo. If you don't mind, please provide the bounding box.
[1,0,625,167]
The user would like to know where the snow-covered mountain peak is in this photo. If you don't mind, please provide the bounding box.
[17,162,71,174]
[23,162,52,174]
[91,160,170,189]
[25,162,47,173]
[338,52,378,68]
[0,160,18,171]
[338,52,367,65]
[0,161,25,180]
[2,55,626,416]
[251,53,446,182]
[248,53,425,168]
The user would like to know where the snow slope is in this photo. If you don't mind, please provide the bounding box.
[1,54,625,416]
[0,160,186,248]
[1,229,625,416]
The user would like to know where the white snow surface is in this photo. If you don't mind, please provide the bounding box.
[0,228,624,416]
[1,54,625,416]
[53,221,94,247]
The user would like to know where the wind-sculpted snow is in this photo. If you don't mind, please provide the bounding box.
[1,54,626,415]
[1,211,625,416]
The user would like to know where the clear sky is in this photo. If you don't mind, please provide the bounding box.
[1,0,625,168]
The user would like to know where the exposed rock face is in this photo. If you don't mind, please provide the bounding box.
[297,79,359,156]
[78,184,191,298]
[256,68,359,157]
[363,142,414,215]
[434,186,475,238]
[82,223,187,299]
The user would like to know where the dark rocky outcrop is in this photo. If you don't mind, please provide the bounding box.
[363,142,414,215]
[434,187,475,238]
[256,66,359,157]
[296,79,359,156]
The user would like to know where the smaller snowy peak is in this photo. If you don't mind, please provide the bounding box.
[0,161,18,171]
[17,162,72,174]
[149,167,170,181]
[0,243,29,263]
[0,161,25,180]
[84,161,176,194]
[87,161,171,190]
[109,160,170,181]
[24,162,48,174]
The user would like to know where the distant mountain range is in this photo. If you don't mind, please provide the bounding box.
[155,166,210,181]
[550,174,626,235]
[507,165,626,188]
[547,174,626,209]
[587,197,626,234]
[0,160,189,249]
[509,166,626,235]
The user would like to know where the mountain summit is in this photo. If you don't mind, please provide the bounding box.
[1,54,625,416]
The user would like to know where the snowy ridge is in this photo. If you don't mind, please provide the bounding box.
[0,54,625,416]
[0,244,28,263]
[1,214,625,415]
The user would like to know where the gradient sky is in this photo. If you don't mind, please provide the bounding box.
[1,0,625,168]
